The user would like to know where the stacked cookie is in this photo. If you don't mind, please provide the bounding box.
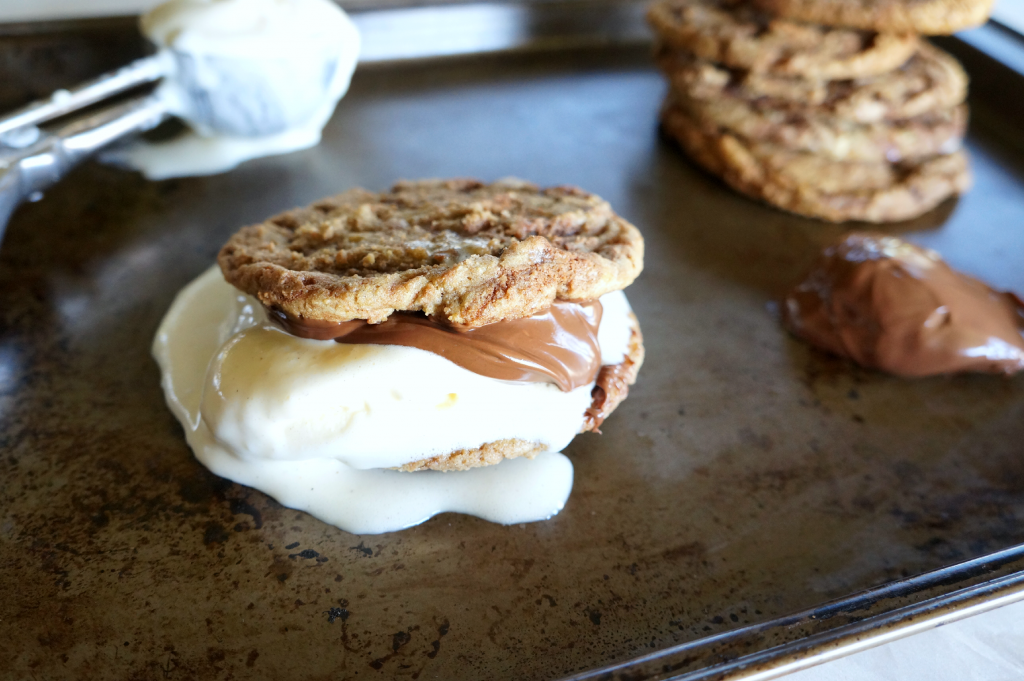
[648,0,992,223]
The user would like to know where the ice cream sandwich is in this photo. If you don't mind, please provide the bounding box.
[154,178,645,533]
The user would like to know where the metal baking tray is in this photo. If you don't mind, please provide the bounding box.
[2,5,1024,679]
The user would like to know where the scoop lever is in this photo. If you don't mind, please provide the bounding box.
[0,94,168,245]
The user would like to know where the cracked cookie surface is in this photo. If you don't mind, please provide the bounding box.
[658,41,967,125]
[647,0,918,79]
[667,87,967,163]
[219,178,644,327]
[750,0,993,35]
[661,103,971,222]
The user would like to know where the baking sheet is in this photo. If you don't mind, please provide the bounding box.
[1,29,1024,681]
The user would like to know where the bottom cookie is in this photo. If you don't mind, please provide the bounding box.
[660,103,971,223]
[397,438,547,472]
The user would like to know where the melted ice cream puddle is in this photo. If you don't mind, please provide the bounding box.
[105,0,360,179]
[154,267,635,534]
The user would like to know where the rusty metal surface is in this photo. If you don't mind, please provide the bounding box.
[2,36,1024,680]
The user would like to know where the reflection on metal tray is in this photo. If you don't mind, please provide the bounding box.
[1,5,1024,680]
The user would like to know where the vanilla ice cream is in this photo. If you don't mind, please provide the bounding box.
[154,267,636,534]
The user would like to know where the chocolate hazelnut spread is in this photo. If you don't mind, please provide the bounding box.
[270,301,604,392]
[783,233,1024,377]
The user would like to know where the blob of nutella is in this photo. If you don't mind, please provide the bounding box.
[782,232,1024,377]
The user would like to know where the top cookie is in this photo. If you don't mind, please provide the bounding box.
[750,0,994,35]
[218,179,645,327]
[646,0,918,80]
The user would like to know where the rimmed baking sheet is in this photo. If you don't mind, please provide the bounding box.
[1,9,1024,680]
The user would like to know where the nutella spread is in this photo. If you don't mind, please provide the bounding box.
[270,301,604,392]
[783,233,1024,377]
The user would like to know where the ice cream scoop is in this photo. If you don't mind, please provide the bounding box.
[143,0,359,137]
[0,0,360,243]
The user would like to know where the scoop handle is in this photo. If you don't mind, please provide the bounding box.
[0,54,170,139]
[0,93,169,246]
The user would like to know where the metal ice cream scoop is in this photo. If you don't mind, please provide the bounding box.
[0,45,342,245]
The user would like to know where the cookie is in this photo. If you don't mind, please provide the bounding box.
[646,0,918,80]
[218,178,645,327]
[750,0,994,35]
[400,315,646,471]
[669,88,967,162]
[398,438,544,473]
[658,41,968,124]
[661,103,971,222]
[582,312,645,433]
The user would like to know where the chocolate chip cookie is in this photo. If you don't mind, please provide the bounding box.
[751,0,994,35]
[661,102,971,222]
[647,0,918,79]
[657,41,967,124]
